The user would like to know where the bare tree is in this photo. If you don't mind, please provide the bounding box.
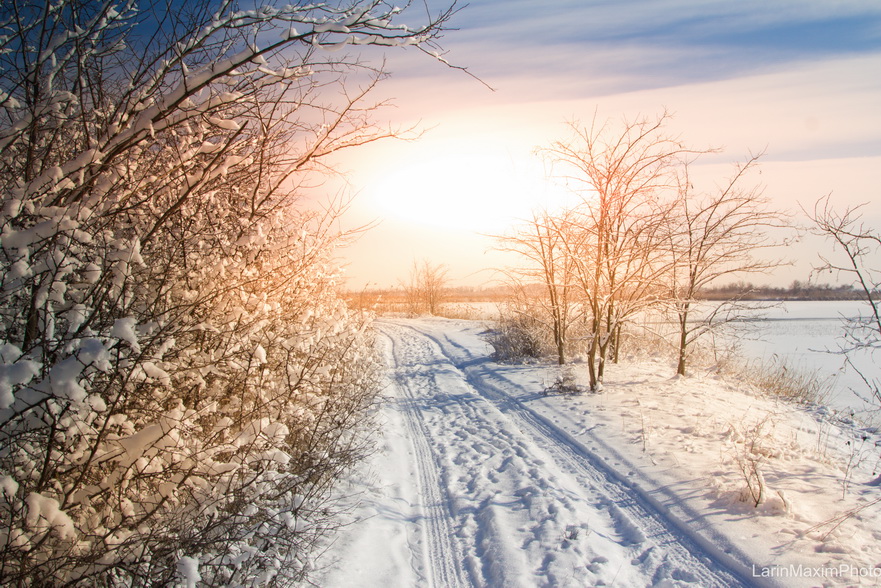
[0,0,456,584]
[496,210,579,364]
[665,153,784,376]
[541,112,693,390]
[403,259,450,315]
[807,196,881,406]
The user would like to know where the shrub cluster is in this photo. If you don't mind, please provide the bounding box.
[0,0,447,584]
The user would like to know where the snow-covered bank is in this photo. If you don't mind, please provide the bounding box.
[313,317,881,587]
[442,300,879,415]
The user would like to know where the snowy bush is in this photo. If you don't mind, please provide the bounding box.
[0,0,450,584]
[725,416,777,508]
[544,365,583,395]
[488,306,551,362]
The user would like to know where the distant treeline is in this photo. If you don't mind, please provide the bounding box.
[346,281,874,310]
[699,281,873,301]
[344,285,510,312]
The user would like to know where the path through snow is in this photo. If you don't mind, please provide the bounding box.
[316,318,762,587]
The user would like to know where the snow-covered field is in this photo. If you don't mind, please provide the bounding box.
[732,301,877,414]
[312,317,881,587]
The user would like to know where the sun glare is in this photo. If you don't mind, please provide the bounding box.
[367,143,573,233]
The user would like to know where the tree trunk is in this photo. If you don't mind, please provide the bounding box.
[587,335,598,390]
[597,335,609,384]
[676,307,689,376]
[612,324,621,364]
[554,318,566,365]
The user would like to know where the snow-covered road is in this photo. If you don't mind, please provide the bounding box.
[315,318,763,587]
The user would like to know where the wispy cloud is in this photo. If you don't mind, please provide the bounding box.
[375,1,881,159]
[430,0,881,92]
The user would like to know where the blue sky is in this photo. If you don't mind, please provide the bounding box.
[435,0,881,89]
[335,0,881,288]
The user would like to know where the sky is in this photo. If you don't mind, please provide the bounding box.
[328,0,881,290]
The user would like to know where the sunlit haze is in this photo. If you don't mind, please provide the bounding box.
[333,0,881,289]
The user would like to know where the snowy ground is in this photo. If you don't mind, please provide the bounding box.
[311,317,881,587]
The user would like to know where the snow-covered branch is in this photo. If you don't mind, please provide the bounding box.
[0,0,455,583]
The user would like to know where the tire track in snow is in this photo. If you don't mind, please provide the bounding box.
[378,323,470,588]
[402,319,760,588]
[380,321,588,586]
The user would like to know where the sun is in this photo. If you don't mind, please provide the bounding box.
[372,152,510,231]
[366,140,573,233]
